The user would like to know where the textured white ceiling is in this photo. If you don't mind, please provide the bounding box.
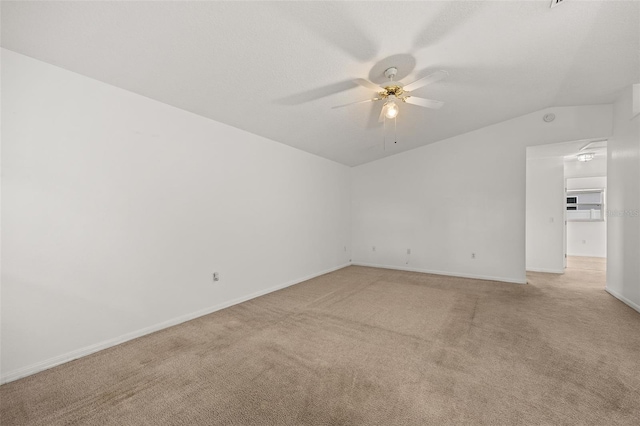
[2,1,638,166]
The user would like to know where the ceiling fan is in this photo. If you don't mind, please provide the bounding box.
[332,67,448,121]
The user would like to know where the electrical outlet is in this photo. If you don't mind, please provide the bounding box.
[213,272,219,282]
[471,253,476,259]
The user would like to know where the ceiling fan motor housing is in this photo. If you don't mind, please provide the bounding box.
[383,86,404,98]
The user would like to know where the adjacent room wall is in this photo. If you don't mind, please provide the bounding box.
[566,176,607,258]
[564,156,607,179]
[607,85,640,312]
[1,50,352,382]
[525,156,565,273]
[351,104,612,284]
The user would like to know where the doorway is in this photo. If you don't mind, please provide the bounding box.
[526,139,607,277]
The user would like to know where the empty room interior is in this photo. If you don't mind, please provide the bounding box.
[1,1,639,425]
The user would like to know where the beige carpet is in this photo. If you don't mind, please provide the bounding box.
[1,262,639,425]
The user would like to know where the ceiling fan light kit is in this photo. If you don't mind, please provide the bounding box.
[384,101,399,119]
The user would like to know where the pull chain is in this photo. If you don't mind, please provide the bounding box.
[394,114,397,144]
[382,113,398,150]
[382,101,400,150]
[383,113,387,151]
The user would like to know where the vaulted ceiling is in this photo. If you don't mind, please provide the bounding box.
[2,1,638,166]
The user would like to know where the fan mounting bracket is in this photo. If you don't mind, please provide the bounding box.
[384,67,398,80]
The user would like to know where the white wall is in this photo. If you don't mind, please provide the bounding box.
[564,156,607,179]
[607,85,640,312]
[0,49,351,382]
[566,177,607,258]
[351,104,612,284]
[526,157,565,273]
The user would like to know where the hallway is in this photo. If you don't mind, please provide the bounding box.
[527,256,607,292]
[567,256,606,273]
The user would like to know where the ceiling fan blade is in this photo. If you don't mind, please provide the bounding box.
[378,104,388,122]
[276,80,359,105]
[277,3,377,62]
[412,2,483,50]
[403,70,449,92]
[404,96,444,109]
[366,102,383,128]
[354,78,383,92]
[331,98,377,109]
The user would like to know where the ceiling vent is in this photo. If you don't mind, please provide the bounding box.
[550,0,566,8]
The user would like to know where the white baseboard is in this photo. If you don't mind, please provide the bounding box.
[605,287,640,314]
[526,267,565,274]
[351,262,526,285]
[0,263,351,384]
